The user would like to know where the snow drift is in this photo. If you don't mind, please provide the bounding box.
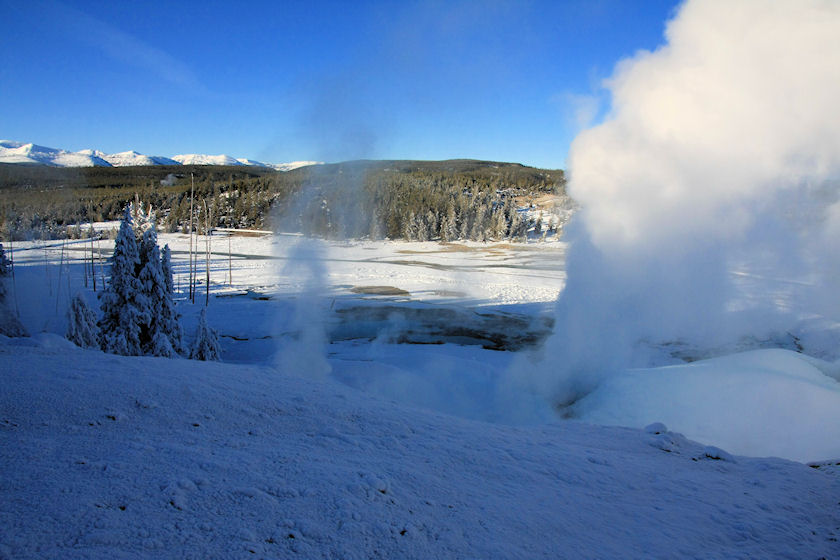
[571,349,840,462]
[2,339,838,559]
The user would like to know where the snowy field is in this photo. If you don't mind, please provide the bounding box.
[2,232,840,558]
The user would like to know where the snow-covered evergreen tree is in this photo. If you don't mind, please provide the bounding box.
[98,206,148,356]
[189,308,220,361]
[157,247,184,354]
[130,201,155,239]
[402,211,417,240]
[440,205,458,242]
[458,206,472,240]
[424,210,438,241]
[66,293,99,348]
[161,244,176,296]
[491,206,507,240]
[414,213,429,242]
[0,241,27,337]
[502,197,517,238]
[471,201,488,241]
[137,228,182,357]
[0,242,10,276]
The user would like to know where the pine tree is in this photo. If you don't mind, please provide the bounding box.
[502,197,517,238]
[403,211,417,240]
[491,206,507,239]
[425,210,438,241]
[190,308,220,361]
[471,201,488,241]
[440,205,458,242]
[414,213,429,242]
[158,244,184,354]
[161,244,175,296]
[0,242,10,275]
[130,200,154,238]
[0,241,27,337]
[66,293,99,348]
[459,205,472,240]
[137,228,182,357]
[98,206,148,356]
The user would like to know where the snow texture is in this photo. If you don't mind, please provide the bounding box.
[570,349,840,462]
[1,340,838,559]
[2,224,840,557]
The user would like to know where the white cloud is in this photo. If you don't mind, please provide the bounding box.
[40,0,203,91]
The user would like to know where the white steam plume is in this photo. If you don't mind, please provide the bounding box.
[530,0,840,405]
[273,237,332,381]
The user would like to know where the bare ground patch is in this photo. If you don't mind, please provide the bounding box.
[350,285,411,296]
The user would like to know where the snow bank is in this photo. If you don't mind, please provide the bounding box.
[571,349,840,462]
[1,343,839,559]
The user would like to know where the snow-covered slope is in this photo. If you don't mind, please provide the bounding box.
[570,349,840,462]
[0,140,63,165]
[99,150,180,167]
[0,140,109,167]
[272,160,321,171]
[172,153,244,166]
[235,157,272,167]
[171,154,321,169]
[0,139,317,170]
[1,337,838,559]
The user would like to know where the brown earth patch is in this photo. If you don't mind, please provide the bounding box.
[350,285,411,296]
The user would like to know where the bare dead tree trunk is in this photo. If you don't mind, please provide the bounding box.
[90,226,96,292]
[82,225,88,289]
[43,234,52,296]
[66,239,71,305]
[189,173,195,304]
[56,238,65,314]
[9,235,20,318]
[204,199,211,307]
[97,234,105,289]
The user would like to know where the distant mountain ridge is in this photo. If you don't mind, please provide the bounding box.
[0,140,319,171]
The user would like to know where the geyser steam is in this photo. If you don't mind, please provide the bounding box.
[536,0,840,404]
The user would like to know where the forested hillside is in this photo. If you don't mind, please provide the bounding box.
[0,160,570,241]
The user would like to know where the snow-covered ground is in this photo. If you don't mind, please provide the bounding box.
[2,233,839,558]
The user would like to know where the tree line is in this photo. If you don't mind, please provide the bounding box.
[0,160,570,242]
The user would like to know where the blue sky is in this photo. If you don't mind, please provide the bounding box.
[1,0,681,168]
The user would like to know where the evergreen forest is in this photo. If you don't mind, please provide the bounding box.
[0,160,570,242]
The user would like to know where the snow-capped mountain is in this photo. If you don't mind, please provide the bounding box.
[0,140,318,171]
[0,141,111,167]
[172,154,319,170]
[172,153,246,166]
[91,150,181,167]
[273,160,321,171]
[235,157,273,167]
